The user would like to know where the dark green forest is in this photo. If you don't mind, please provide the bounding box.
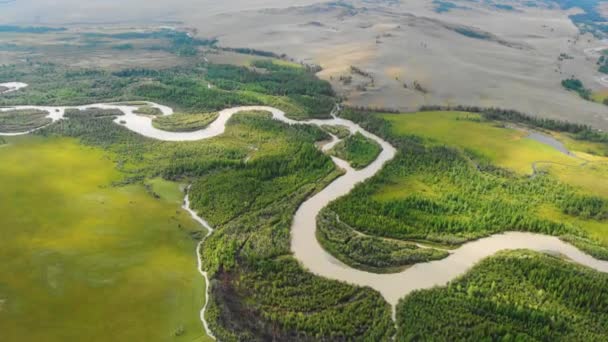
[0,60,334,120]
[397,250,608,341]
[328,132,382,169]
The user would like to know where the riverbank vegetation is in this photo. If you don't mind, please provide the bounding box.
[0,108,51,132]
[134,104,163,116]
[152,112,219,132]
[396,250,608,340]
[328,132,382,169]
[321,124,351,139]
[317,208,449,273]
[333,108,608,259]
[418,105,608,147]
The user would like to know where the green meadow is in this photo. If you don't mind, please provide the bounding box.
[0,136,211,342]
[541,159,608,199]
[380,111,577,174]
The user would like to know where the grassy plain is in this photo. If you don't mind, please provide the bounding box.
[0,136,211,342]
[550,131,608,157]
[542,162,608,199]
[380,110,608,198]
[380,111,579,174]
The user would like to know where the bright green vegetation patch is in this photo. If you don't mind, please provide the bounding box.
[537,205,608,253]
[145,177,186,205]
[551,130,608,157]
[334,109,608,256]
[329,132,381,169]
[0,108,51,132]
[380,111,577,174]
[152,112,219,132]
[317,209,449,273]
[543,161,608,199]
[0,136,211,341]
[134,105,163,116]
[321,124,351,139]
[396,250,608,341]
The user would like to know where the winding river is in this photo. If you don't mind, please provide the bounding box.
[2,84,608,325]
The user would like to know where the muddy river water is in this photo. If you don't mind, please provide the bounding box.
[2,89,607,318]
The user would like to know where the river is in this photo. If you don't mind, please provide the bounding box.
[1,91,607,318]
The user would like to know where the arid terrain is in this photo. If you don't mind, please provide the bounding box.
[3,0,608,129]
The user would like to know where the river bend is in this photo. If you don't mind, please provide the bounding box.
[1,95,607,311]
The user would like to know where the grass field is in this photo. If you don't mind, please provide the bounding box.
[0,136,212,342]
[550,131,608,157]
[541,162,608,199]
[380,111,577,174]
